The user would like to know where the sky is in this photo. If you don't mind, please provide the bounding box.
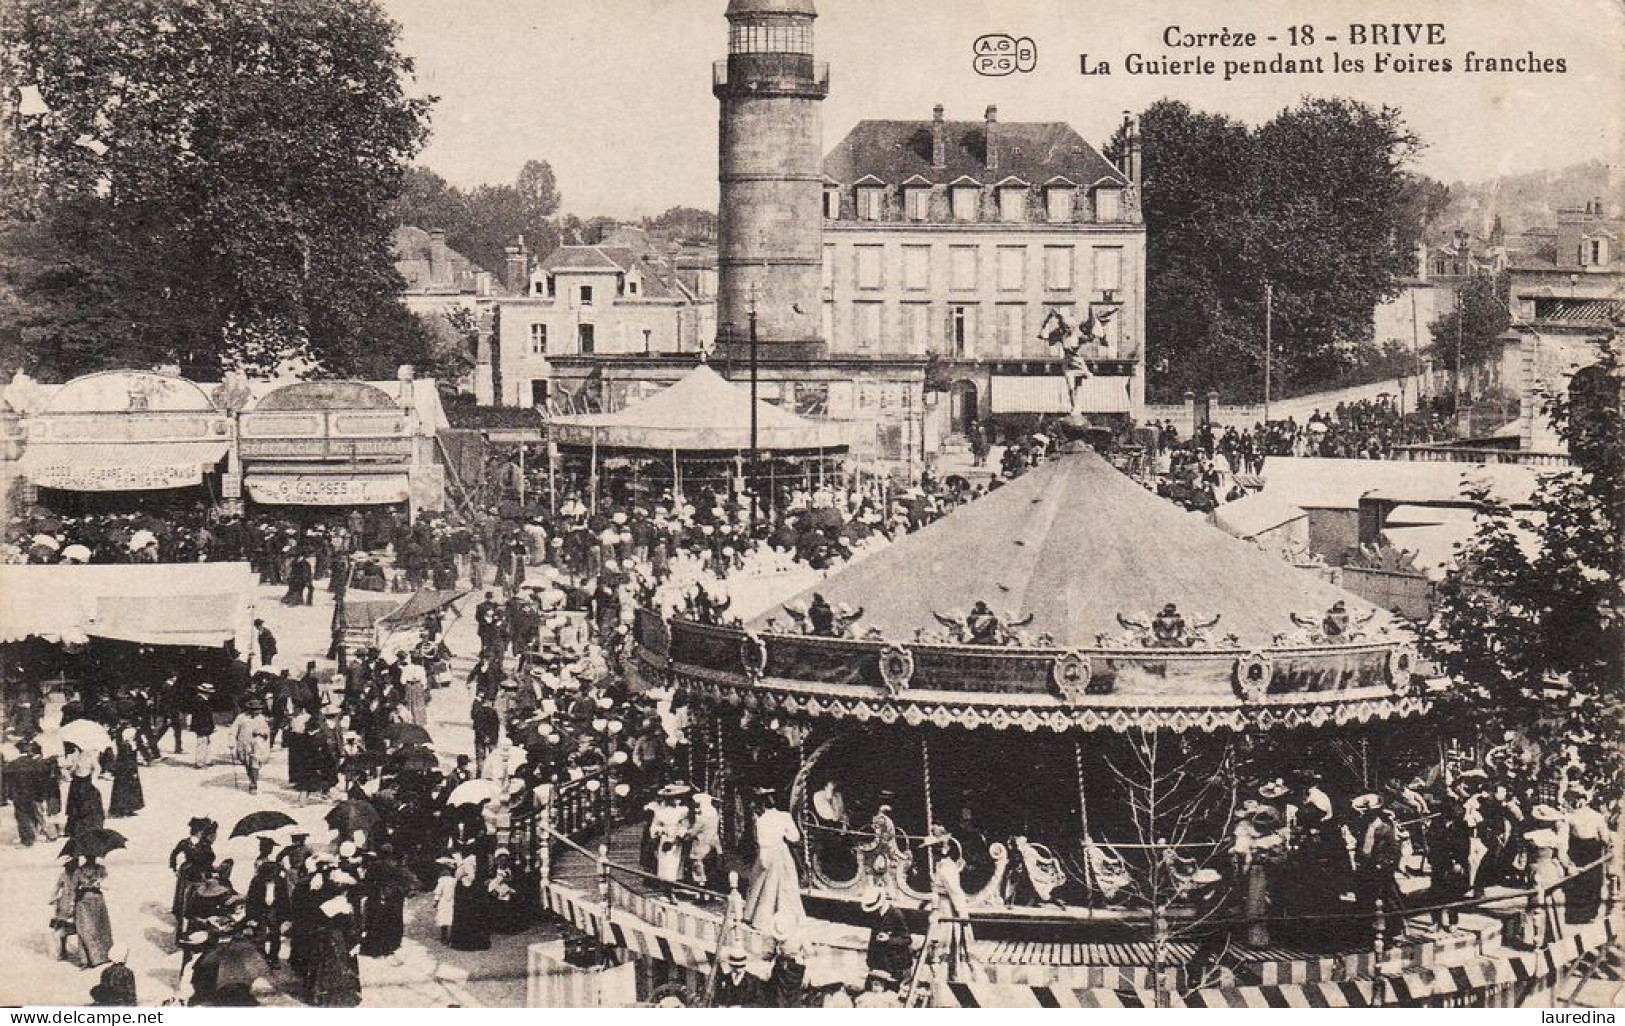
[380,0,1625,219]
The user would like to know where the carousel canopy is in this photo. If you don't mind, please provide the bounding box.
[751,449,1392,650]
[0,562,257,649]
[550,365,848,453]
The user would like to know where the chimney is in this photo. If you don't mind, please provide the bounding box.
[427,228,451,286]
[1118,111,1142,186]
[984,105,999,171]
[931,104,946,168]
[504,234,529,295]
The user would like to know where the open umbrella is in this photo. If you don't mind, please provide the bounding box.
[383,723,433,747]
[385,744,439,773]
[60,827,128,860]
[447,779,500,806]
[229,811,298,839]
[325,799,382,838]
[61,544,92,563]
[56,719,113,753]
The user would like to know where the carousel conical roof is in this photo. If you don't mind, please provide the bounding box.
[754,449,1390,649]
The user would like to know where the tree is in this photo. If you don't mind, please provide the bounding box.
[1427,271,1511,397]
[0,0,436,380]
[393,161,562,278]
[1427,340,1624,799]
[1118,99,1426,402]
[643,205,717,243]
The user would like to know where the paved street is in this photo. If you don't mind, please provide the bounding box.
[0,582,556,1008]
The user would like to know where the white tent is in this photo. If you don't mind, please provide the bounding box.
[0,562,257,651]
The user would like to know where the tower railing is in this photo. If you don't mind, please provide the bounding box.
[712,56,828,90]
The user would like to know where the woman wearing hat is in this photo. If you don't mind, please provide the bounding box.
[107,726,145,818]
[1563,789,1609,924]
[649,783,695,886]
[1522,804,1569,942]
[1232,803,1286,946]
[62,741,105,839]
[743,786,805,935]
[72,855,115,968]
[89,944,136,1006]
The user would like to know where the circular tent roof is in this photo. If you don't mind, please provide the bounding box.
[640,450,1429,733]
[44,370,217,414]
[255,381,398,411]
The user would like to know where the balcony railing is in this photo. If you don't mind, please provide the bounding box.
[713,56,829,92]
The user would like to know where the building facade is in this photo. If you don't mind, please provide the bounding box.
[820,104,1145,438]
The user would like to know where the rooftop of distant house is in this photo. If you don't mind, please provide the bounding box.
[393,226,492,294]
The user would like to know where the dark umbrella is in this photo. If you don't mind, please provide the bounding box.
[60,827,128,860]
[383,723,433,747]
[326,798,382,838]
[229,811,298,839]
[385,745,440,773]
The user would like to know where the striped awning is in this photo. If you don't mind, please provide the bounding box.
[990,375,1134,414]
[17,440,229,491]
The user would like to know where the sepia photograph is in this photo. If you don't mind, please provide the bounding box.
[0,0,1621,1012]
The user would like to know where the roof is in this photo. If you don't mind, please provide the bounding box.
[550,364,847,451]
[823,118,1126,188]
[1210,490,1308,539]
[535,245,691,300]
[244,379,450,433]
[392,226,488,293]
[1257,457,1543,511]
[0,562,257,648]
[750,450,1391,648]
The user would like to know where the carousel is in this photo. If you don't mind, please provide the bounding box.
[539,447,1617,1007]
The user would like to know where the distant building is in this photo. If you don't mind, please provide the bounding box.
[480,244,714,409]
[392,226,497,318]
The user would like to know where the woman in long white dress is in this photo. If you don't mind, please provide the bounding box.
[649,786,694,884]
[744,787,804,933]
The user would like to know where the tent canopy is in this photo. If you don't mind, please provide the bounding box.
[382,587,468,626]
[751,449,1392,649]
[1210,489,1308,540]
[0,562,256,650]
[550,365,848,453]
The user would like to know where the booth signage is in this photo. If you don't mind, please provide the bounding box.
[30,414,226,443]
[246,474,410,505]
[29,460,204,491]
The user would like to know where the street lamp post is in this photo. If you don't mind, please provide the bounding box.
[748,286,760,532]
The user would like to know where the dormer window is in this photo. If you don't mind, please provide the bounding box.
[1581,237,1608,266]
[951,185,980,222]
[857,185,885,222]
[903,185,930,222]
[823,187,839,219]
[1045,185,1075,223]
[545,275,557,298]
[579,285,594,307]
[997,186,1026,223]
[1095,186,1121,222]
[628,279,639,296]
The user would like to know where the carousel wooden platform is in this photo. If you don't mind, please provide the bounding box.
[546,822,1509,986]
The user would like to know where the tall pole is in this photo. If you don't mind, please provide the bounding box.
[748,283,760,532]
[1455,292,1465,411]
[1263,282,1273,422]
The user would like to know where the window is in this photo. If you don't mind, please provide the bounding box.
[579,285,594,306]
[545,275,556,298]
[950,246,978,291]
[1095,187,1121,222]
[997,246,1025,291]
[996,304,1025,355]
[822,244,836,291]
[857,186,884,222]
[951,186,980,222]
[1093,247,1123,296]
[578,323,595,354]
[823,188,839,219]
[904,186,930,222]
[529,323,548,356]
[950,305,976,358]
[855,301,882,350]
[902,302,932,354]
[998,187,1026,222]
[855,245,883,290]
[1045,186,1074,223]
[1044,246,1073,291]
[628,279,639,296]
[530,380,548,407]
[1588,239,1605,265]
[902,245,930,291]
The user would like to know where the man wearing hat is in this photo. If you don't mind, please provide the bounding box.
[712,945,764,1007]
[230,699,272,793]
[247,838,289,966]
[188,682,218,768]
[853,969,903,1008]
[1352,794,1403,940]
[861,887,914,983]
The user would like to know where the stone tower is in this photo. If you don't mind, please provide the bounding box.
[713,0,828,353]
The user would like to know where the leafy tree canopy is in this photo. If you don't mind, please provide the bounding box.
[394,160,561,280]
[0,0,437,381]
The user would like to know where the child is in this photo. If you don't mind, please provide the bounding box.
[433,858,458,943]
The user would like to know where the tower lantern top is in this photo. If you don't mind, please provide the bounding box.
[725,0,816,17]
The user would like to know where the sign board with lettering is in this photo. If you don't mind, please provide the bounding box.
[29,461,205,491]
[245,473,411,506]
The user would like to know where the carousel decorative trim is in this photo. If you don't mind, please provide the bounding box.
[738,631,767,679]
[646,614,671,659]
[877,643,915,695]
[1051,650,1093,703]
[674,673,1433,734]
[1233,652,1273,701]
[1388,643,1418,692]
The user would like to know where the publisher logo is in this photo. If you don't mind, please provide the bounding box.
[973,34,1037,76]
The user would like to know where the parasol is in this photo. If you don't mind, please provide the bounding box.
[60,828,128,860]
[447,779,500,806]
[229,811,298,839]
[385,744,439,773]
[325,799,382,838]
[56,719,113,753]
[383,723,433,747]
[30,534,60,550]
[61,544,92,563]
[127,529,157,551]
